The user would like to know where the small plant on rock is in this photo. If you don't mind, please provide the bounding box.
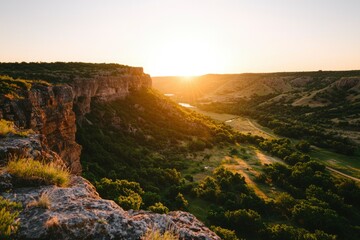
[0,196,21,238]
[27,192,51,209]
[6,158,70,187]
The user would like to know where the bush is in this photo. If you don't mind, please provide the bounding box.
[148,202,169,214]
[96,178,144,210]
[0,196,21,238]
[6,158,70,187]
[117,191,142,210]
[210,226,239,240]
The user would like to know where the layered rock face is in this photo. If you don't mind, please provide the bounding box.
[0,83,82,173]
[1,176,219,240]
[70,69,151,121]
[0,67,151,174]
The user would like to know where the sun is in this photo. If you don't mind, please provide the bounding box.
[147,37,224,76]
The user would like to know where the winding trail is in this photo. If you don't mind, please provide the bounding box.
[245,118,277,138]
[326,167,360,182]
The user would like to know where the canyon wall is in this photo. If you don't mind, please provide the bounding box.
[0,67,152,174]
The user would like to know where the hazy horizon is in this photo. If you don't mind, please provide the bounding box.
[1,0,360,76]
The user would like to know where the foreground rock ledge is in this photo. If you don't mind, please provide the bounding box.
[1,176,220,240]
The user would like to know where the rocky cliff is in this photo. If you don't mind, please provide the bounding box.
[0,82,82,173]
[0,64,152,174]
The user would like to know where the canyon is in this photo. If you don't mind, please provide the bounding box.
[0,63,219,239]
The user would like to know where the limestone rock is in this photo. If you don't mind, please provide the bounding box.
[1,176,219,240]
[0,134,63,167]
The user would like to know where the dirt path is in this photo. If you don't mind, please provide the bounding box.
[326,167,360,182]
[245,118,277,138]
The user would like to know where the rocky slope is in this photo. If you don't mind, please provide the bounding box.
[1,175,219,240]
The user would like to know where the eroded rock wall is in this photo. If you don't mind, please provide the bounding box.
[0,83,82,173]
[0,68,151,174]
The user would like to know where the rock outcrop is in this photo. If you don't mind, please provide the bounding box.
[0,83,82,174]
[0,134,63,167]
[1,176,219,240]
[70,69,151,121]
[0,66,151,174]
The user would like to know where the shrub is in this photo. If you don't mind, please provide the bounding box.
[6,158,70,187]
[210,226,239,240]
[0,196,21,238]
[148,202,169,214]
[117,191,142,210]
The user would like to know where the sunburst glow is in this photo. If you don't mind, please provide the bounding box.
[147,37,226,77]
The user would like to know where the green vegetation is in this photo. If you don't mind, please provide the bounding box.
[6,158,70,187]
[210,226,239,240]
[0,119,32,138]
[0,196,21,239]
[148,202,169,214]
[200,99,358,155]
[75,87,360,239]
[77,89,235,209]
[95,178,144,210]
[0,75,31,99]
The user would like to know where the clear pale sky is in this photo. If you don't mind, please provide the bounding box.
[1,0,360,76]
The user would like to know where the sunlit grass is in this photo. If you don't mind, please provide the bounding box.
[0,119,33,138]
[141,228,179,240]
[6,158,70,187]
[0,120,16,136]
[27,192,51,209]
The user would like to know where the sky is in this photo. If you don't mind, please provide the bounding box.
[1,0,360,76]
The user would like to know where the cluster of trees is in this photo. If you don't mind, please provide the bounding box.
[260,162,360,239]
[199,98,358,155]
[77,89,236,212]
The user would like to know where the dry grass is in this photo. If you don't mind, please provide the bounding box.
[45,216,60,229]
[6,158,70,187]
[27,192,51,209]
[142,228,179,240]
